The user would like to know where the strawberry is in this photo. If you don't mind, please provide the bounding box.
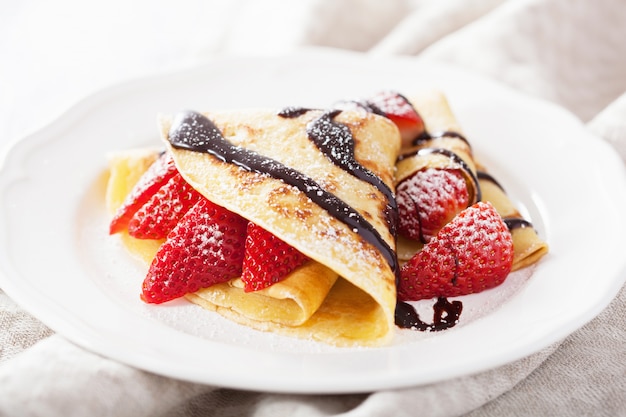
[397,168,469,243]
[365,91,425,147]
[398,201,514,301]
[109,152,178,235]
[127,173,203,240]
[241,223,309,292]
[141,198,248,304]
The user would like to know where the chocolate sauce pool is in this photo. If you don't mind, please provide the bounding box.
[395,298,463,331]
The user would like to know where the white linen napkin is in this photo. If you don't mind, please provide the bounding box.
[1,0,625,416]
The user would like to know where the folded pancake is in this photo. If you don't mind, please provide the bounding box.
[109,108,401,346]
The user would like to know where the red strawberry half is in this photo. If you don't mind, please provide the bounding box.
[109,152,178,235]
[397,167,470,243]
[366,91,425,147]
[127,173,203,240]
[141,198,248,304]
[398,201,514,301]
[241,223,309,292]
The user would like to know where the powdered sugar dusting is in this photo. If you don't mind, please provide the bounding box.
[397,167,469,241]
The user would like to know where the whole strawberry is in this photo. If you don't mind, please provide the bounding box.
[398,201,514,301]
[241,223,309,292]
[397,167,470,243]
[141,198,248,304]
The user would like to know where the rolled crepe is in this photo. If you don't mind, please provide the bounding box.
[108,108,401,347]
[397,90,548,269]
[395,91,481,260]
[396,90,477,183]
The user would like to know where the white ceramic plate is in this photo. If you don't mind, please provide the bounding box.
[1,49,625,394]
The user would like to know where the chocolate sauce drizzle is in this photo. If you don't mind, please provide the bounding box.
[305,110,395,201]
[280,109,396,200]
[398,147,482,204]
[278,107,399,235]
[168,110,398,275]
[304,110,398,235]
[277,106,312,118]
[413,130,472,149]
[503,217,534,231]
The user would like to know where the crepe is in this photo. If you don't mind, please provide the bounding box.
[395,91,481,259]
[397,90,548,269]
[108,108,401,347]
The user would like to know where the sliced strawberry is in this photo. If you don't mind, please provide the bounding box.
[365,91,425,147]
[141,199,248,304]
[127,173,203,240]
[109,152,178,235]
[241,223,309,292]
[398,201,514,301]
[397,168,470,243]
